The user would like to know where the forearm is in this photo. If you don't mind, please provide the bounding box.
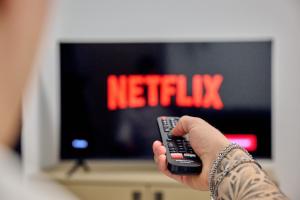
[215,149,288,200]
[0,0,48,147]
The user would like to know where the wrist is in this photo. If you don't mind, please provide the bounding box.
[208,143,259,199]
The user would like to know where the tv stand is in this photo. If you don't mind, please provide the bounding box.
[67,159,90,176]
[44,161,211,200]
[43,162,275,200]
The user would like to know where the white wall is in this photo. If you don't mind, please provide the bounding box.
[23,0,300,198]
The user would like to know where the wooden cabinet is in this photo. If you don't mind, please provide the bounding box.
[44,162,210,200]
[62,184,209,200]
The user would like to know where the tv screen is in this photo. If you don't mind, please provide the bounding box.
[60,41,271,159]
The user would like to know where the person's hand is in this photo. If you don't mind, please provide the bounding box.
[153,115,230,190]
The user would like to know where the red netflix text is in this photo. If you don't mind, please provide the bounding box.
[107,74,224,110]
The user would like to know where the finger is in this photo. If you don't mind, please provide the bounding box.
[172,115,198,136]
[153,140,164,156]
[157,154,167,172]
[155,145,166,157]
[153,141,166,164]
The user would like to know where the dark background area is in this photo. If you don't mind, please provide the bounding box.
[60,41,271,159]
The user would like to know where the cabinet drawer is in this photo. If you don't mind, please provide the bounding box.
[151,186,210,200]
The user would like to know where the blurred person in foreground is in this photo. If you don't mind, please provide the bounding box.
[0,0,76,199]
[153,116,289,199]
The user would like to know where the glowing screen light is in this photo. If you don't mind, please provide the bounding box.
[225,134,257,152]
[72,139,88,149]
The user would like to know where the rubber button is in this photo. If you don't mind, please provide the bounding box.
[184,153,197,158]
[170,153,183,159]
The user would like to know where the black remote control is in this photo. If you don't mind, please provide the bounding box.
[157,116,202,175]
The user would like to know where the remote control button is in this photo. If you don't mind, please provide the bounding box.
[175,138,184,142]
[177,160,194,164]
[170,153,183,159]
[178,147,185,151]
[184,153,197,158]
[167,142,175,148]
[176,142,184,146]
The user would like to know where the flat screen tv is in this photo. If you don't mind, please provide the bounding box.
[60,41,271,159]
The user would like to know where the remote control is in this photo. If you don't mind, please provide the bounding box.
[157,116,202,175]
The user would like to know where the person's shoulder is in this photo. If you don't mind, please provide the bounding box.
[0,144,78,200]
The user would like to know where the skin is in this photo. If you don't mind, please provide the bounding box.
[153,115,288,199]
[0,0,48,148]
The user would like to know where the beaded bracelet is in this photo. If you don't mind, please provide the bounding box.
[208,143,252,199]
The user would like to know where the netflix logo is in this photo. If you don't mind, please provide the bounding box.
[107,74,224,111]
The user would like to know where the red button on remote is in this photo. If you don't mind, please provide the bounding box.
[170,153,183,159]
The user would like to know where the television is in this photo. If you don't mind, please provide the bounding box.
[60,41,271,160]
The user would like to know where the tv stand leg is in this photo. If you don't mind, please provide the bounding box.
[67,159,90,176]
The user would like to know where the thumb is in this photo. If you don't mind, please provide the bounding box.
[172,115,199,136]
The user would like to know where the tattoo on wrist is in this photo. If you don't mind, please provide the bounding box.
[215,149,288,200]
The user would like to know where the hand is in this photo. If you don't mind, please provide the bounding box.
[153,115,230,190]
